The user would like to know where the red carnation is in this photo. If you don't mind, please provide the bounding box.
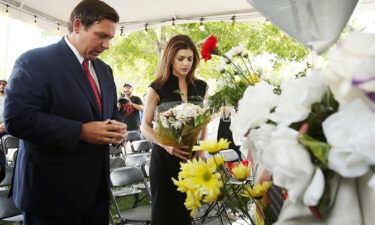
[201,48,212,61]
[241,160,250,167]
[201,35,218,61]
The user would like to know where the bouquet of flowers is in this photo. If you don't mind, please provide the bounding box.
[229,32,375,224]
[155,102,211,159]
[172,138,273,224]
[201,35,262,113]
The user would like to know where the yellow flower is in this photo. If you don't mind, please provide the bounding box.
[203,190,222,203]
[184,159,222,191]
[192,138,230,154]
[173,158,224,215]
[246,74,261,85]
[185,190,202,217]
[241,181,273,198]
[232,163,250,181]
[172,177,192,193]
[207,155,224,169]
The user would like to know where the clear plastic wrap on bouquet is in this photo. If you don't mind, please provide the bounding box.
[155,101,211,159]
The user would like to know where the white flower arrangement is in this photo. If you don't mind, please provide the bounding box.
[269,73,327,126]
[229,34,375,216]
[155,102,211,159]
[323,32,375,110]
[323,98,375,180]
[159,103,205,129]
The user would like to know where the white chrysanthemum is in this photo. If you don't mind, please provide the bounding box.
[251,53,276,72]
[216,63,226,73]
[225,44,246,59]
[160,115,169,128]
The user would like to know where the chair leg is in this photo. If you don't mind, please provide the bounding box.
[131,193,141,208]
[221,203,233,225]
[109,211,116,225]
[200,203,216,224]
[111,194,126,223]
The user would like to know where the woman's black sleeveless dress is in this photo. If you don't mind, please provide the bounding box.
[149,75,207,225]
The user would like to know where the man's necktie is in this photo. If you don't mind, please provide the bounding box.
[82,60,102,112]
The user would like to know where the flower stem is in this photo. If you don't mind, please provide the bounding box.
[224,71,237,85]
[241,56,257,85]
[246,57,256,75]
[223,55,252,86]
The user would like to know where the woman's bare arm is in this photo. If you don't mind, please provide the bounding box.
[141,87,190,160]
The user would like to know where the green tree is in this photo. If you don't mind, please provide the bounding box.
[100,21,310,96]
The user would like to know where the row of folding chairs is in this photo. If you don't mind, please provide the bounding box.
[0,163,153,225]
[110,139,152,157]
[109,159,151,225]
[109,138,152,173]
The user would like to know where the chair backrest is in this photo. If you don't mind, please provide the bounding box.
[109,144,123,157]
[110,166,145,187]
[109,157,126,171]
[124,153,149,167]
[125,131,141,142]
[141,159,151,178]
[220,149,240,162]
[140,159,152,197]
[0,190,21,219]
[0,167,13,187]
[131,140,152,153]
[1,135,19,154]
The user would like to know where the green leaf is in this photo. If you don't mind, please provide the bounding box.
[299,133,330,169]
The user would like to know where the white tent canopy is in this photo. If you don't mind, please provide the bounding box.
[0,0,266,35]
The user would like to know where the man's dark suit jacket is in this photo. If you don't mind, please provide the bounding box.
[4,38,121,216]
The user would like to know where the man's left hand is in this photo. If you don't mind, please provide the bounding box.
[105,120,127,141]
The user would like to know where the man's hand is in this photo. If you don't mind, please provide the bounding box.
[124,96,133,105]
[162,144,190,161]
[0,123,5,133]
[80,120,127,145]
[105,119,127,143]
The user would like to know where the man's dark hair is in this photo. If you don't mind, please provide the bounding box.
[68,0,119,33]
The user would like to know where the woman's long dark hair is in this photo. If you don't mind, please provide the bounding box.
[153,35,200,89]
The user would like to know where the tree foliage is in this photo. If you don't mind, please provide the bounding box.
[100,21,310,96]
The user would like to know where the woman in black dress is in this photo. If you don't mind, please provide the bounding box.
[141,35,207,225]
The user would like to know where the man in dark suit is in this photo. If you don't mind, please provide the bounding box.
[4,1,126,224]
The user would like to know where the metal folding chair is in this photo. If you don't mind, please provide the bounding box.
[124,153,149,167]
[110,166,151,225]
[109,144,124,157]
[131,140,152,153]
[138,159,151,198]
[198,149,253,225]
[0,166,23,224]
[1,135,19,155]
[125,131,141,143]
[1,135,19,166]
[109,157,126,171]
